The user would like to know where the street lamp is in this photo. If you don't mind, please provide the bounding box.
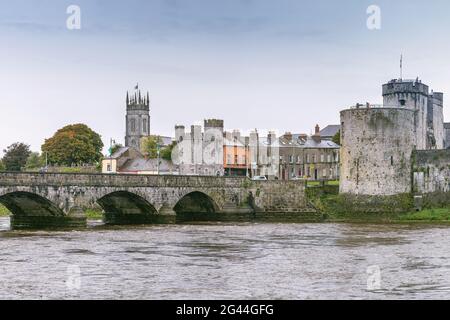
[109,138,116,174]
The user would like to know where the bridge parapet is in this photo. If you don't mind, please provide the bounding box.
[0,172,247,188]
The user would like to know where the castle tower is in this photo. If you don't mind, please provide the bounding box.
[125,87,150,150]
[427,92,444,149]
[340,107,416,196]
[382,79,429,150]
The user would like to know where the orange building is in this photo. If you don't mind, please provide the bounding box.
[223,132,249,176]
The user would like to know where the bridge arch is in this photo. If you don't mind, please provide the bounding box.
[97,191,158,225]
[174,191,221,221]
[0,191,64,217]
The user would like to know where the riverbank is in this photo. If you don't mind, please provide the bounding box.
[2,201,450,223]
[311,191,450,223]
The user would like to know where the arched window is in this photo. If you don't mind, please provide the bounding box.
[143,119,147,133]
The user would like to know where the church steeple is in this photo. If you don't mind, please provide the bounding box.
[125,85,151,151]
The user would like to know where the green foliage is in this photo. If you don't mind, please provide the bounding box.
[2,142,31,171]
[161,141,176,161]
[42,124,104,166]
[398,207,450,221]
[142,135,162,159]
[0,159,5,172]
[109,143,123,156]
[85,208,103,219]
[142,136,174,160]
[332,130,341,145]
[0,204,10,216]
[25,152,45,171]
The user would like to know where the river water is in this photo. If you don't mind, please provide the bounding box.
[0,216,449,300]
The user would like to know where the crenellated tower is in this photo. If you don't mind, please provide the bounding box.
[125,86,150,150]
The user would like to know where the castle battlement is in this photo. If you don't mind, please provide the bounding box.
[382,79,429,96]
[204,119,224,128]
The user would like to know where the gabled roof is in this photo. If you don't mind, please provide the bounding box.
[119,158,175,172]
[320,125,341,137]
[109,147,130,159]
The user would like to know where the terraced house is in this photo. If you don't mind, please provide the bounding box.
[278,125,340,181]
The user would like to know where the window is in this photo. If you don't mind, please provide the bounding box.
[306,154,310,163]
[390,156,394,166]
[289,155,294,164]
[143,119,147,133]
[327,155,331,163]
[131,119,136,132]
[323,169,327,177]
[107,164,112,172]
[297,156,301,164]
[320,154,324,163]
[312,155,316,163]
[234,155,238,165]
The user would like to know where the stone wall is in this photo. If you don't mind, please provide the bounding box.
[340,108,416,196]
[413,150,450,194]
[445,123,450,149]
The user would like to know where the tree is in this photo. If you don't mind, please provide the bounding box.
[161,141,176,161]
[109,143,123,156]
[332,130,341,146]
[2,142,31,171]
[0,159,5,172]
[142,136,163,159]
[42,124,104,166]
[25,152,45,171]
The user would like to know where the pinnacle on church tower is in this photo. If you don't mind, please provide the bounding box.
[124,84,151,150]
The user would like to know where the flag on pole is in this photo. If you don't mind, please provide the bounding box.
[400,54,403,79]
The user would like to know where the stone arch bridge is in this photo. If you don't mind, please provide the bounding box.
[0,173,313,229]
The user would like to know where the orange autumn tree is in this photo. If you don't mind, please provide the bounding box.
[42,124,103,166]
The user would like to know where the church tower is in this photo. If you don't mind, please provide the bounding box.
[125,86,150,150]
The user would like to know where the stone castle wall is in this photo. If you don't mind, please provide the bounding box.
[340,108,416,196]
[413,150,450,194]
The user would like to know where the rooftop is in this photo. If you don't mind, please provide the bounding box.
[320,125,340,138]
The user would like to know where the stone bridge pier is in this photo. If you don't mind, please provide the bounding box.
[0,173,313,229]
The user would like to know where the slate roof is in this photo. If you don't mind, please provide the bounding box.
[320,125,341,138]
[280,135,340,149]
[119,158,175,173]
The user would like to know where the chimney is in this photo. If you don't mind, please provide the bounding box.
[312,125,321,143]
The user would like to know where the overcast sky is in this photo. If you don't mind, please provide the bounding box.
[1,0,450,154]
